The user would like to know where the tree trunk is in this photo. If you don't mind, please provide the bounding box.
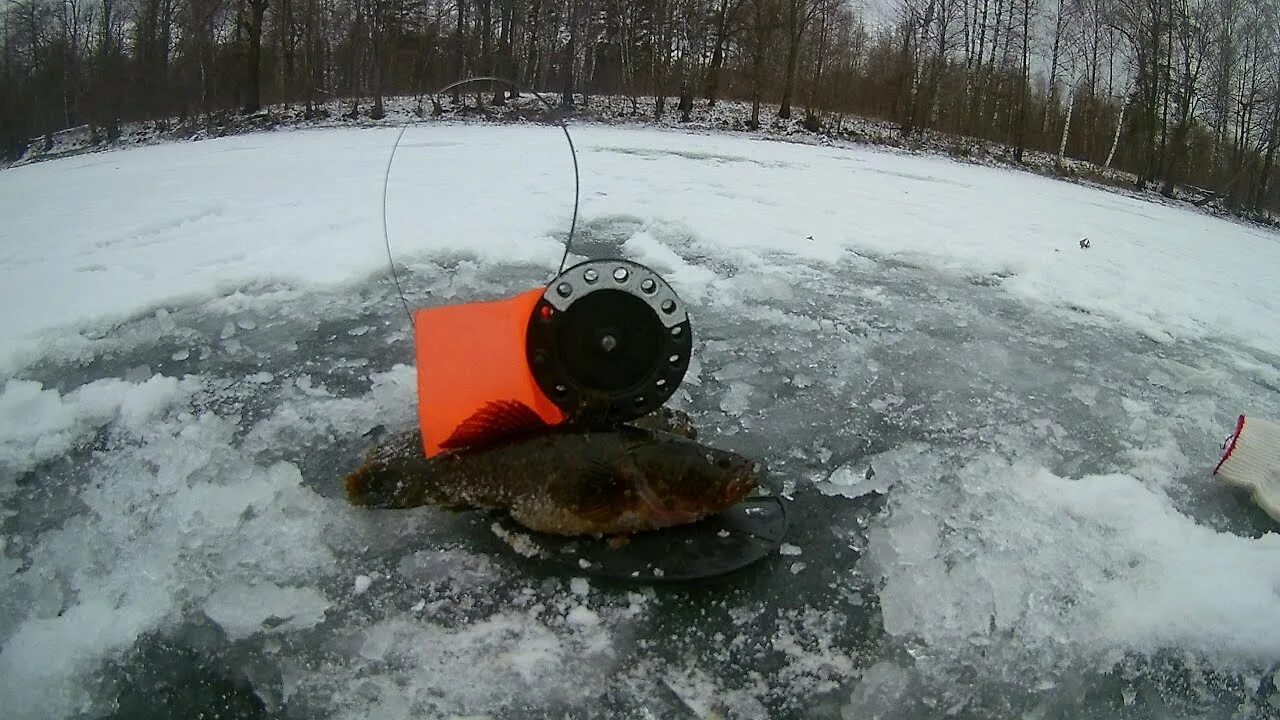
[1013,0,1028,162]
[1156,0,1174,191]
[562,0,576,107]
[303,0,320,114]
[921,0,950,132]
[480,0,493,90]
[704,0,734,106]
[345,0,364,116]
[989,0,1014,133]
[1255,104,1280,211]
[778,0,811,120]
[1162,29,1198,197]
[1058,90,1073,162]
[1041,0,1064,135]
[453,0,466,103]
[748,0,767,130]
[98,0,119,135]
[778,29,802,119]
[370,1,384,119]
[525,0,542,88]
[896,16,915,135]
[814,0,833,116]
[1105,94,1127,169]
[706,42,726,106]
[243,0,268,113]
[493,0,514,104]
[971,0,1002,134]
[1139,0,1162,189]
[280,0,296,110]
[971,0,990,103]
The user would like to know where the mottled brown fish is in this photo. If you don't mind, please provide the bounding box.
[344,408,759,536]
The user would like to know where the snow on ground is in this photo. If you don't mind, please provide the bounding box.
[1,125,1279,719]
[3,125,1278,373]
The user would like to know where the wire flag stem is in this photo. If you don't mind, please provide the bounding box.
[380,77,583,330]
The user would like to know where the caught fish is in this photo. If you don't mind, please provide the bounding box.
[344,405,760,536]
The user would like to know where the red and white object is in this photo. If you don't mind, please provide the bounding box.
[1215,415,1280,521]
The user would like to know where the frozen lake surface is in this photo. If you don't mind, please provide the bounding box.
[1,125,1279,719]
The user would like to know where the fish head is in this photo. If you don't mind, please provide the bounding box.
[626,438,763,524]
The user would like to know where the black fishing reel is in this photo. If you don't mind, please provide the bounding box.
[527,259,692,424]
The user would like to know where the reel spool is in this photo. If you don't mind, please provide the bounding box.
[528,259,692,424]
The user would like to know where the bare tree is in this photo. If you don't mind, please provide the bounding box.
[745,0,777,127]
[1013,0,1030,161]
[704,0,744,105]
[777,0,820,119]
[243,0,270,111]
[1042,0,1069,134]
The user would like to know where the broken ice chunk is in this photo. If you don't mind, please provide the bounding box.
[566,605,601,628]
[352,574,373,595]
[868,394,905,412]
[719,381,753,416]
[203,583,331,640]
[818,442,941,499]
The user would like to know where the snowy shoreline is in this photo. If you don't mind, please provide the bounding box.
[3,122,1280,375]
[10,93,1274,233]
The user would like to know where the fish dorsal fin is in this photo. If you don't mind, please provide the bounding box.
[440,400,552,451]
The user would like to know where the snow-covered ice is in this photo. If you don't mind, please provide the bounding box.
[203,583,332,640]
[3,125,1278,372]
[1,124,1279,718]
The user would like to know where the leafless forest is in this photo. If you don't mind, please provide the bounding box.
[2,0,1278,212]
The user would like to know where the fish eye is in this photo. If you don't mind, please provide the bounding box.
[716,456,732,469]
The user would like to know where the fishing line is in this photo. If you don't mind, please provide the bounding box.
[380,123,415,328]
[380,76,582,329]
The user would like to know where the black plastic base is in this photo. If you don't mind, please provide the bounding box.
[492,496,789,582]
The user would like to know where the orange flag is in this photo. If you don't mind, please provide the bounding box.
[414,289,566,457]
